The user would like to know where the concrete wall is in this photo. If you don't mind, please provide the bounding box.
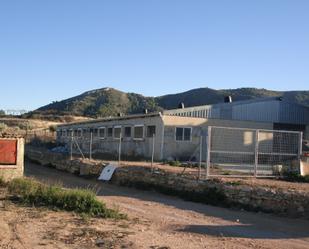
[0,138,24,181]
[161,116,274,161]
[57,115,164,160]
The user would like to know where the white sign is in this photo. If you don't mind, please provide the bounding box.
[98,163,117,181]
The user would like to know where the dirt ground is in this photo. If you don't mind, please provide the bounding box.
[1,162,309,249]
[0,203,137,249]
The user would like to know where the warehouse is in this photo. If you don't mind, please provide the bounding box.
[164,96,309,135]
[56,97,309,161]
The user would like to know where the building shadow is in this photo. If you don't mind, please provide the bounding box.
[176,224,309,239]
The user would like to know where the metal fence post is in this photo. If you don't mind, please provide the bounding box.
[151,133,155,173]
[89,132,93,160]
[206,126,211,179]
[298,132,303,160]
[198,136,202,180]
[118,132,122,166]
[254,129,259,178]
[70,134,73,160]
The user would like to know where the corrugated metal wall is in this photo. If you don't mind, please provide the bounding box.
[164,100,309,125]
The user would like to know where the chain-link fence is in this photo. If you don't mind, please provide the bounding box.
[25,129,56,145]
[206,126,302,177]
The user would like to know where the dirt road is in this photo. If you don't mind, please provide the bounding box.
[24,162,309,249]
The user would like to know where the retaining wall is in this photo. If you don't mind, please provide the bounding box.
[26,146,309,218]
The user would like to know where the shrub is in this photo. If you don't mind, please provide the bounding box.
[282,171,309,183]
[0,122,8,132]
[8,178,126,219]
[168,160,181,167]
[0,176,6,187]
[49,125,57,132]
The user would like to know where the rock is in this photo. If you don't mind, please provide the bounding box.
[297,206,305,213]
[96,239,105,247]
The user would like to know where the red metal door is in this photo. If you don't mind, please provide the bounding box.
[0,140,17,165]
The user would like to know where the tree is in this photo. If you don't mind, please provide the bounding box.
[0,110,5,116]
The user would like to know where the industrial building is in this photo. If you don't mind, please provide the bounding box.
[164,97,309,132]
[56,97,309,161]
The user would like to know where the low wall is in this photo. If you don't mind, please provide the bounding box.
[26,146,106,175]
[26,146,309,219]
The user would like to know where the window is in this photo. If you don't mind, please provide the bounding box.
[114,126,122,139]
[74,129,78,137]
[176,127,191,141]
[99,127,105,138]
[147,125,156,137]
[93,128,98,137]
[107,127,113,137]
[124,126,132,138]
[69,129,73,137]
[184,128,191,141]
[62,129,67,137]
[77,129,82,137]
[134,125,144,139]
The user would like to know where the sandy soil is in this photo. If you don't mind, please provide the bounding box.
[9,162,306,249]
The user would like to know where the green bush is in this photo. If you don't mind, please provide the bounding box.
[282,171,309,183]
[0,176,6,187]
[168,160,181,167]
[49,125,56,132]
[0,122,8,132]
[8,178,126,219]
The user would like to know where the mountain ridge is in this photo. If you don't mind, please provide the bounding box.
[34,87,309,118]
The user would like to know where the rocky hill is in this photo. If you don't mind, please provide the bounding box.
[34,87,309,118]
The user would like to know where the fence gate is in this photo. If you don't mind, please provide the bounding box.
[206,126,302,177]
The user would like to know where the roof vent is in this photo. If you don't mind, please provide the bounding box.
[178,102,185,109]
[277,97,283,101]
[224,96,232,103]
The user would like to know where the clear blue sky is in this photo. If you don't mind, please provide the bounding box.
[1,0,308,110]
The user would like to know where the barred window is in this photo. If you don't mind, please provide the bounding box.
[124,126,132,138]
[107,127,113,137]
[114,126,122,139]
[176,127,191,141]
[93,128,98,137]
[99,127,105,138]
[77,129,82,137]
[134,126,144,139]
[147,126,156,137]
